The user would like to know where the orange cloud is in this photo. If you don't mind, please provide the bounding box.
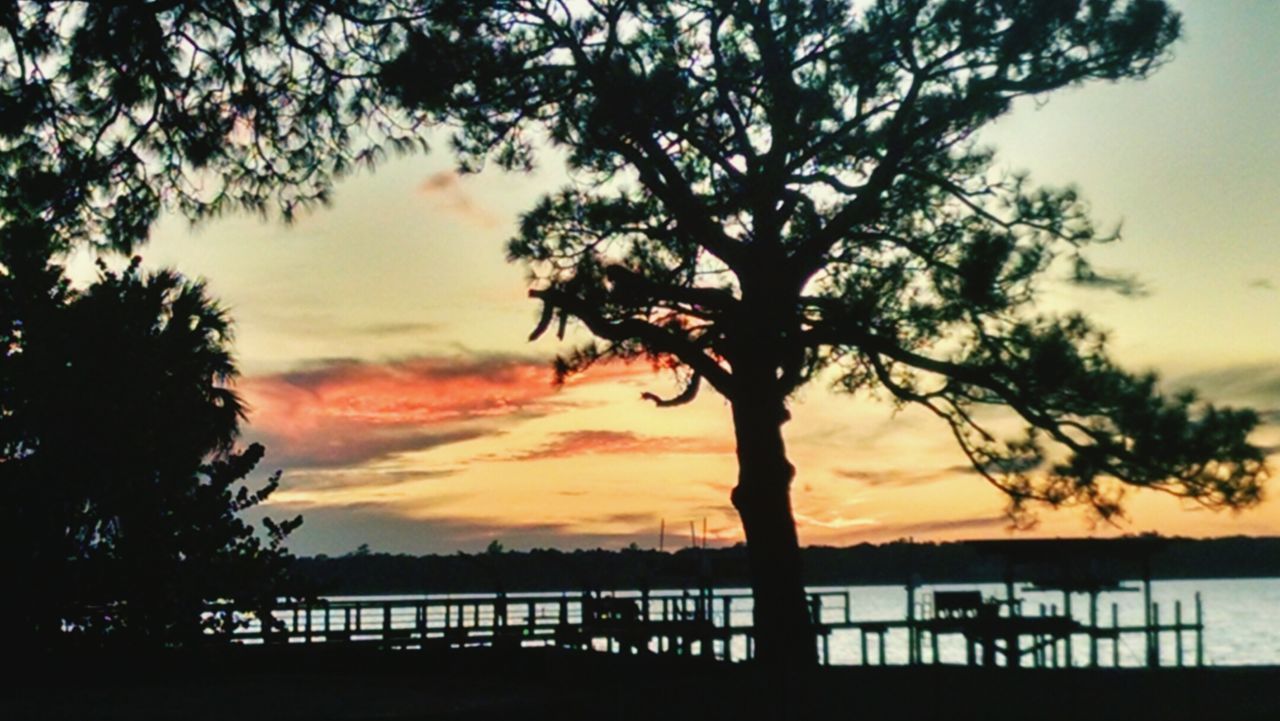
[242,354,649,470]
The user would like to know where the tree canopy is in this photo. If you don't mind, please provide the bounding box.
[0,0,1268,664]
[0,236,300,646]
[388,0,1263,523]
[1,0,1262,520]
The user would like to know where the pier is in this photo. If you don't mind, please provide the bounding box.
[205,588,849,663]
[200,576,1205,668]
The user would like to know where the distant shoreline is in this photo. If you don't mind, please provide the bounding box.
[291,535,1280,596]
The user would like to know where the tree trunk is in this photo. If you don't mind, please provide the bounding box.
[730,396,816,667]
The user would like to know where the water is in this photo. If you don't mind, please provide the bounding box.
[273,578,1279,666]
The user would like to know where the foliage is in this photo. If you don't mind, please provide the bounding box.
[0,0,431,252]
[387,0,1265,523]
[0,0,1262,522]
[0,234,300,646]
[0,0,1270,662]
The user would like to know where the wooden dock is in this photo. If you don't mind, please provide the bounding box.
[203,589,852,663]
[198,580,1206,668]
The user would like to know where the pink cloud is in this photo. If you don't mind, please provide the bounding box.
[242,354,649,469]
[418,170,500,228]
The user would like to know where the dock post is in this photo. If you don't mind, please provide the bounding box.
[1151,602,1161,668]
[1005,570,1019,668]
[1063,592,1073,668]
[1195,592,1204,667]
[822,632,830,666]
[1143,560,1155,667]
[1112,603,1120,667]
[324,606,331,636]
[305,602,313,642]
[931,630,940,664]
[1175,601,1184,667]
[1089,592,1099,667]
[860,631,869,665]
[878,630,886,665]
[906,578,917,665]
[384,604,392,638]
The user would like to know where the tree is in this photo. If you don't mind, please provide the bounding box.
[389,0,1268,666]
[0,232,301,646]
[0,0,1269,665]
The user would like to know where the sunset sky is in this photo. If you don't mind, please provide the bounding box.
[72,1,1280,555]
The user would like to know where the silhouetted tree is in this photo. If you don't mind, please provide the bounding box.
[0,233,300,647]
[386,0,1268,666]
[0,0,1269,665]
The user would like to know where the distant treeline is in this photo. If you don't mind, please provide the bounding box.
[290,536,1280,596]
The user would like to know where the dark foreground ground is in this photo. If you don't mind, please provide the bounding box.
[4,645,1277,721]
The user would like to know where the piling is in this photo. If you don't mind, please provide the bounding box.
[1063,591,1073,668]
[1175,601,1184,667]
[1143,559,1155,666]
[1089,592,1099,667]
[906,578,917,665]
[1195,592,1204,667]
[1152,602,1161,668]
[1112,603,1120,667]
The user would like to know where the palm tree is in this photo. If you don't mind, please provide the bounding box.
[1,242,296,646]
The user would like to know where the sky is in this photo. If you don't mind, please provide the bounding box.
[73,1,1280,555]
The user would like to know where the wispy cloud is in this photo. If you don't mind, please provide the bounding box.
[360,321,444,337]
[282,468,459,493]
[1171,363,1280,410]
[268,502,657,555]
[862,514,1010,539]
[832,467,958,488]
[794,512,877,530]
[250,311,442,340]
[494,429,732,462]
[419,171,501,229]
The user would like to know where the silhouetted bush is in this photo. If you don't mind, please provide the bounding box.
[0,232,300,648]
